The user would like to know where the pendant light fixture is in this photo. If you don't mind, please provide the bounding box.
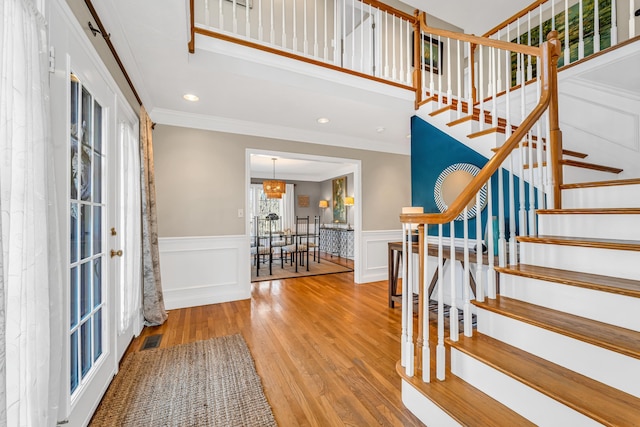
[263,158,286,199]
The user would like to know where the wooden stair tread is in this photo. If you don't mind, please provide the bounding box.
[517,235,640,251]
[473,296,640,360]
[448,331,640,426]
[561,159,623,174]
[561,178,640,190]
[537,208,640,215]
[397,360,535,426]
[495,263,640,298]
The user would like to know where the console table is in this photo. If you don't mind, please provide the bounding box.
[320,227,354,259]
[388,241,494,308]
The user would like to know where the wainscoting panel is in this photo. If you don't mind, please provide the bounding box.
[159,235,251,309]
[359,230,402,283]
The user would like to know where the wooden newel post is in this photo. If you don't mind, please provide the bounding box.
[545,30,563,208]
[413,11,424,109]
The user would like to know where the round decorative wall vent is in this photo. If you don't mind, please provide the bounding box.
[434,163,487,221]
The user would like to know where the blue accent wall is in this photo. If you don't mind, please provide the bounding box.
[411,115,529,239]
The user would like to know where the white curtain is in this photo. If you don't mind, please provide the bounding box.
[282,183,295,232]
[119,123,141,333]
[0,0,60,425]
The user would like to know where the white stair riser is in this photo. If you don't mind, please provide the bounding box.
[562,184,640,209]
[401,381,461,427]
[562,166,620,185]
[500,275,640,332]
[450,349,602,426]
[476,308,640,398]
[519,242,640,281]
[538,214,640,240]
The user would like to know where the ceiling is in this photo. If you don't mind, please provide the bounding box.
[92,0,532,180]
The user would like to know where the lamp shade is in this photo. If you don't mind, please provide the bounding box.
[344,196,354,206]
[263,179,286,199]
[319,200,329,208]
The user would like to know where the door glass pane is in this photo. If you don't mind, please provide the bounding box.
[70,75,79,200]
[81,87,92,149]
[79,146,92,202]
[93,206,101,254]
[80,262,91,319]
[70,330,79,393]
[93,152,102,203]
[93,101,102,154]
[80,204,91,260]
[70,203,78,263]
[70,267,78,328]
[93,258,102,307]
[93,308,102,361]
[80,319,92,378]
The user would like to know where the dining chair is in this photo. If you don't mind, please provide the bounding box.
[281,216,310,272]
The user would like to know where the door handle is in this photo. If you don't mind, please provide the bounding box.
[110,249,123,258]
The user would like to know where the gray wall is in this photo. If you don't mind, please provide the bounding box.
[153,125,411,237]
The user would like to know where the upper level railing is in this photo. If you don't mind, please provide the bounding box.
[189,0,419,92]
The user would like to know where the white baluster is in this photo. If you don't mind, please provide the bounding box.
[466,42,472,115]
[233,0,238,34]
[406,19,412,83]
[323,0,328,60]
[505,48,517,266]
[406,223,414,377]
[578,0,585,59]
[269,0,274,44]
[281,0,286,48]
[359,1,364,72]
[205,0,210,27]
[399,19,404,82]
[304,0,308,55]
[219,0,225,30]
[486,180,496,299]
[436,224,445,380]
[422,224,430,382]
[401,223,408,368]
[293,0,298,52]
[449,221,458,340]
[437,36,442,108]
[246,0,250,38]
[384,12,389,78]
[457,39,462,119]
[351,0,355,69]
[594,0,601,53]
[629,0,636,38]
[257,0,262,41]
[544,111,554,208]
[535,59,545,216]
[475,193,484,302]
[334,0,338,64]
[314,0,319,57]
[610,0,618,44]
[491,47,497,128]
[429,33,435,100]
[564,0,570,64]
[392,16,397,80]
[463,209,472,337]
[527,12,533,80]
[498,165,506,268]
[496,29,502,93]
[446,36,452,105]
[479,45,484,129]
[519,53,527,235]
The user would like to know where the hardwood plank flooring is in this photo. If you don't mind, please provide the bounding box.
[125,253,423,426]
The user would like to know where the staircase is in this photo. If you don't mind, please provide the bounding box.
[400,178,640,425]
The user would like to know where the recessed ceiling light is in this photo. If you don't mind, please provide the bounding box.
[376,127,385,133]
[317,117,330,124]
[183,93,199,102]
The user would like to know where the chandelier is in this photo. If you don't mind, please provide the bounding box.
[263,158,286,199]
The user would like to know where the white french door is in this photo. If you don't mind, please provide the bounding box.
[49,1,140,424]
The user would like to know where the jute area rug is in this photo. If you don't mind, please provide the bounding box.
[90,334,277,427]
[251,257,352,282]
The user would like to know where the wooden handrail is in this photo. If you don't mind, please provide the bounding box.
[189,0,195,53]
[401,31,562,224]
[417,12,540,57]
[360,0,417,23]
[482,0,545,38]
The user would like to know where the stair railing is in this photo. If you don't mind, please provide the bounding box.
[189,0,420,92]
[399,20,561,382]
[482,0,636,73]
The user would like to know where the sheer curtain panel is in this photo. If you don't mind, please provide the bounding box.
[0,0,61,425]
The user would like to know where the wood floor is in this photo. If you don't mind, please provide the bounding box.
[127,254,424,426]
